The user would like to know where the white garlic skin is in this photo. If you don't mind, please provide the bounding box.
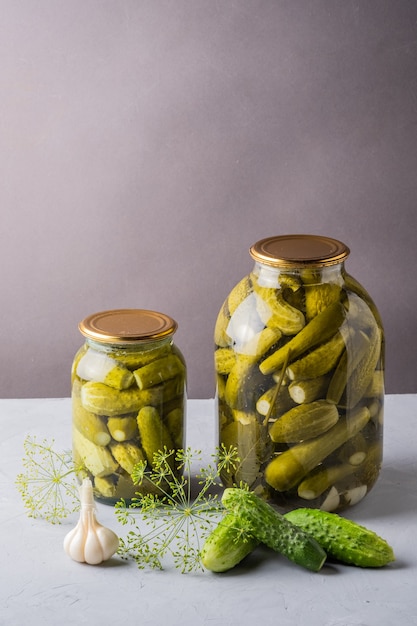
[63,478,119,565]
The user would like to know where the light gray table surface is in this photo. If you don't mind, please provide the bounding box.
[0,395,416,626]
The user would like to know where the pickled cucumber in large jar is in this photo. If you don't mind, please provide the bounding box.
[214,235,384,512]
[72,309,186,504]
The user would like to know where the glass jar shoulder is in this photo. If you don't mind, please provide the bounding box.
[215,268,383,349]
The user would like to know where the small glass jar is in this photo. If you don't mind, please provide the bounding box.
[72,309,186,504]
[215,235,384,512]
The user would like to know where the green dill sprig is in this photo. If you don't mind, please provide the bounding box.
[115,445,239,573]
[15,436,82,524]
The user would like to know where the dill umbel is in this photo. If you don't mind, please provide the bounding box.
[114,445,239,573]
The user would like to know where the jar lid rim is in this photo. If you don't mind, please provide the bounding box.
[250,234,350,268]
[79,309,178,343]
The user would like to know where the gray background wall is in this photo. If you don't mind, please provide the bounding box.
[1,0,416,399]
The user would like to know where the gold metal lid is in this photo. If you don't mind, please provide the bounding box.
[79,309,178,344]
[250,234,350,268]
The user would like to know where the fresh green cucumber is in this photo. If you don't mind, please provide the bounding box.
[284,508,394,567]
[201,513,259,572]
[221,488,326,572]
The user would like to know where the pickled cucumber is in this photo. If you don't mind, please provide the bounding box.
[265,406,370,492]
[224,356,256,410]
[345,327,382,408]
[297,462,359,500]
[286,329,348,381]
[80,381,163,416]
[73,427,118,478]
[304,283,342,321]
[220,420,261,486]
[268,400,339,443]
[76,349,134,390]
[326,330,371,405]
[110,442,145,475]
[260,302,346,375]
[72,389,111,446]
[106,416,138,442]
[165,407,184,448]
[137,406,174,468]
[254,287,305,335]
[110,343,171,370]
[215,347,236,375]
[288,376,329,404]
[256,384,294,419]
[133,354,185,390]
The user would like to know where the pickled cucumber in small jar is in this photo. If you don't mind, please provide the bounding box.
[72,309,186,504]
[214,235,384,512]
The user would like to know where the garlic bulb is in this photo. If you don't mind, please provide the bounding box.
[64,478,119,565]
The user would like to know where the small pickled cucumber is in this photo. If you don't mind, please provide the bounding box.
[133,354,185,390]
[110,442,145,475]
[256,384,294,418]
[110,343,171,370]
[137,406,174,467]
[288,376,329,404]
[165,407,184,448]
[214,302,231,347]
[297,462,359,500]
[106,416,138,442]
[94,475,117,499]
[224,356,256,411]
[227,275,253,316]
[73,428,118,478]
[254,287,305,335]
[260,302,346,375]
[326,330,371,405]
[76,349,134,390]
[220,420,261,486]
[214,347,236,375]
[81,381,163,416]
[265,405,370,492]
[237,326,282,359]
[286,329,348,381]
[304,283,342,321]
[268,400,339,443]
[345,326,382,408]
[364,370,384,398]
[72,391,111,446]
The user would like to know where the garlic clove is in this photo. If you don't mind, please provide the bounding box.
[63,478,119,565]
[83,516,106,565]
[63,520,88,563]
[95,524,120,561]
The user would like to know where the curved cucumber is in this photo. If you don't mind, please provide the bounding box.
[254,287,305,335]
[260,302,346,375]
[222,488,326,572]
[284,508,394,567]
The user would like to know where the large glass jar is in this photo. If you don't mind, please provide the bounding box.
[214,235,384,512]
[72,309,186,504]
